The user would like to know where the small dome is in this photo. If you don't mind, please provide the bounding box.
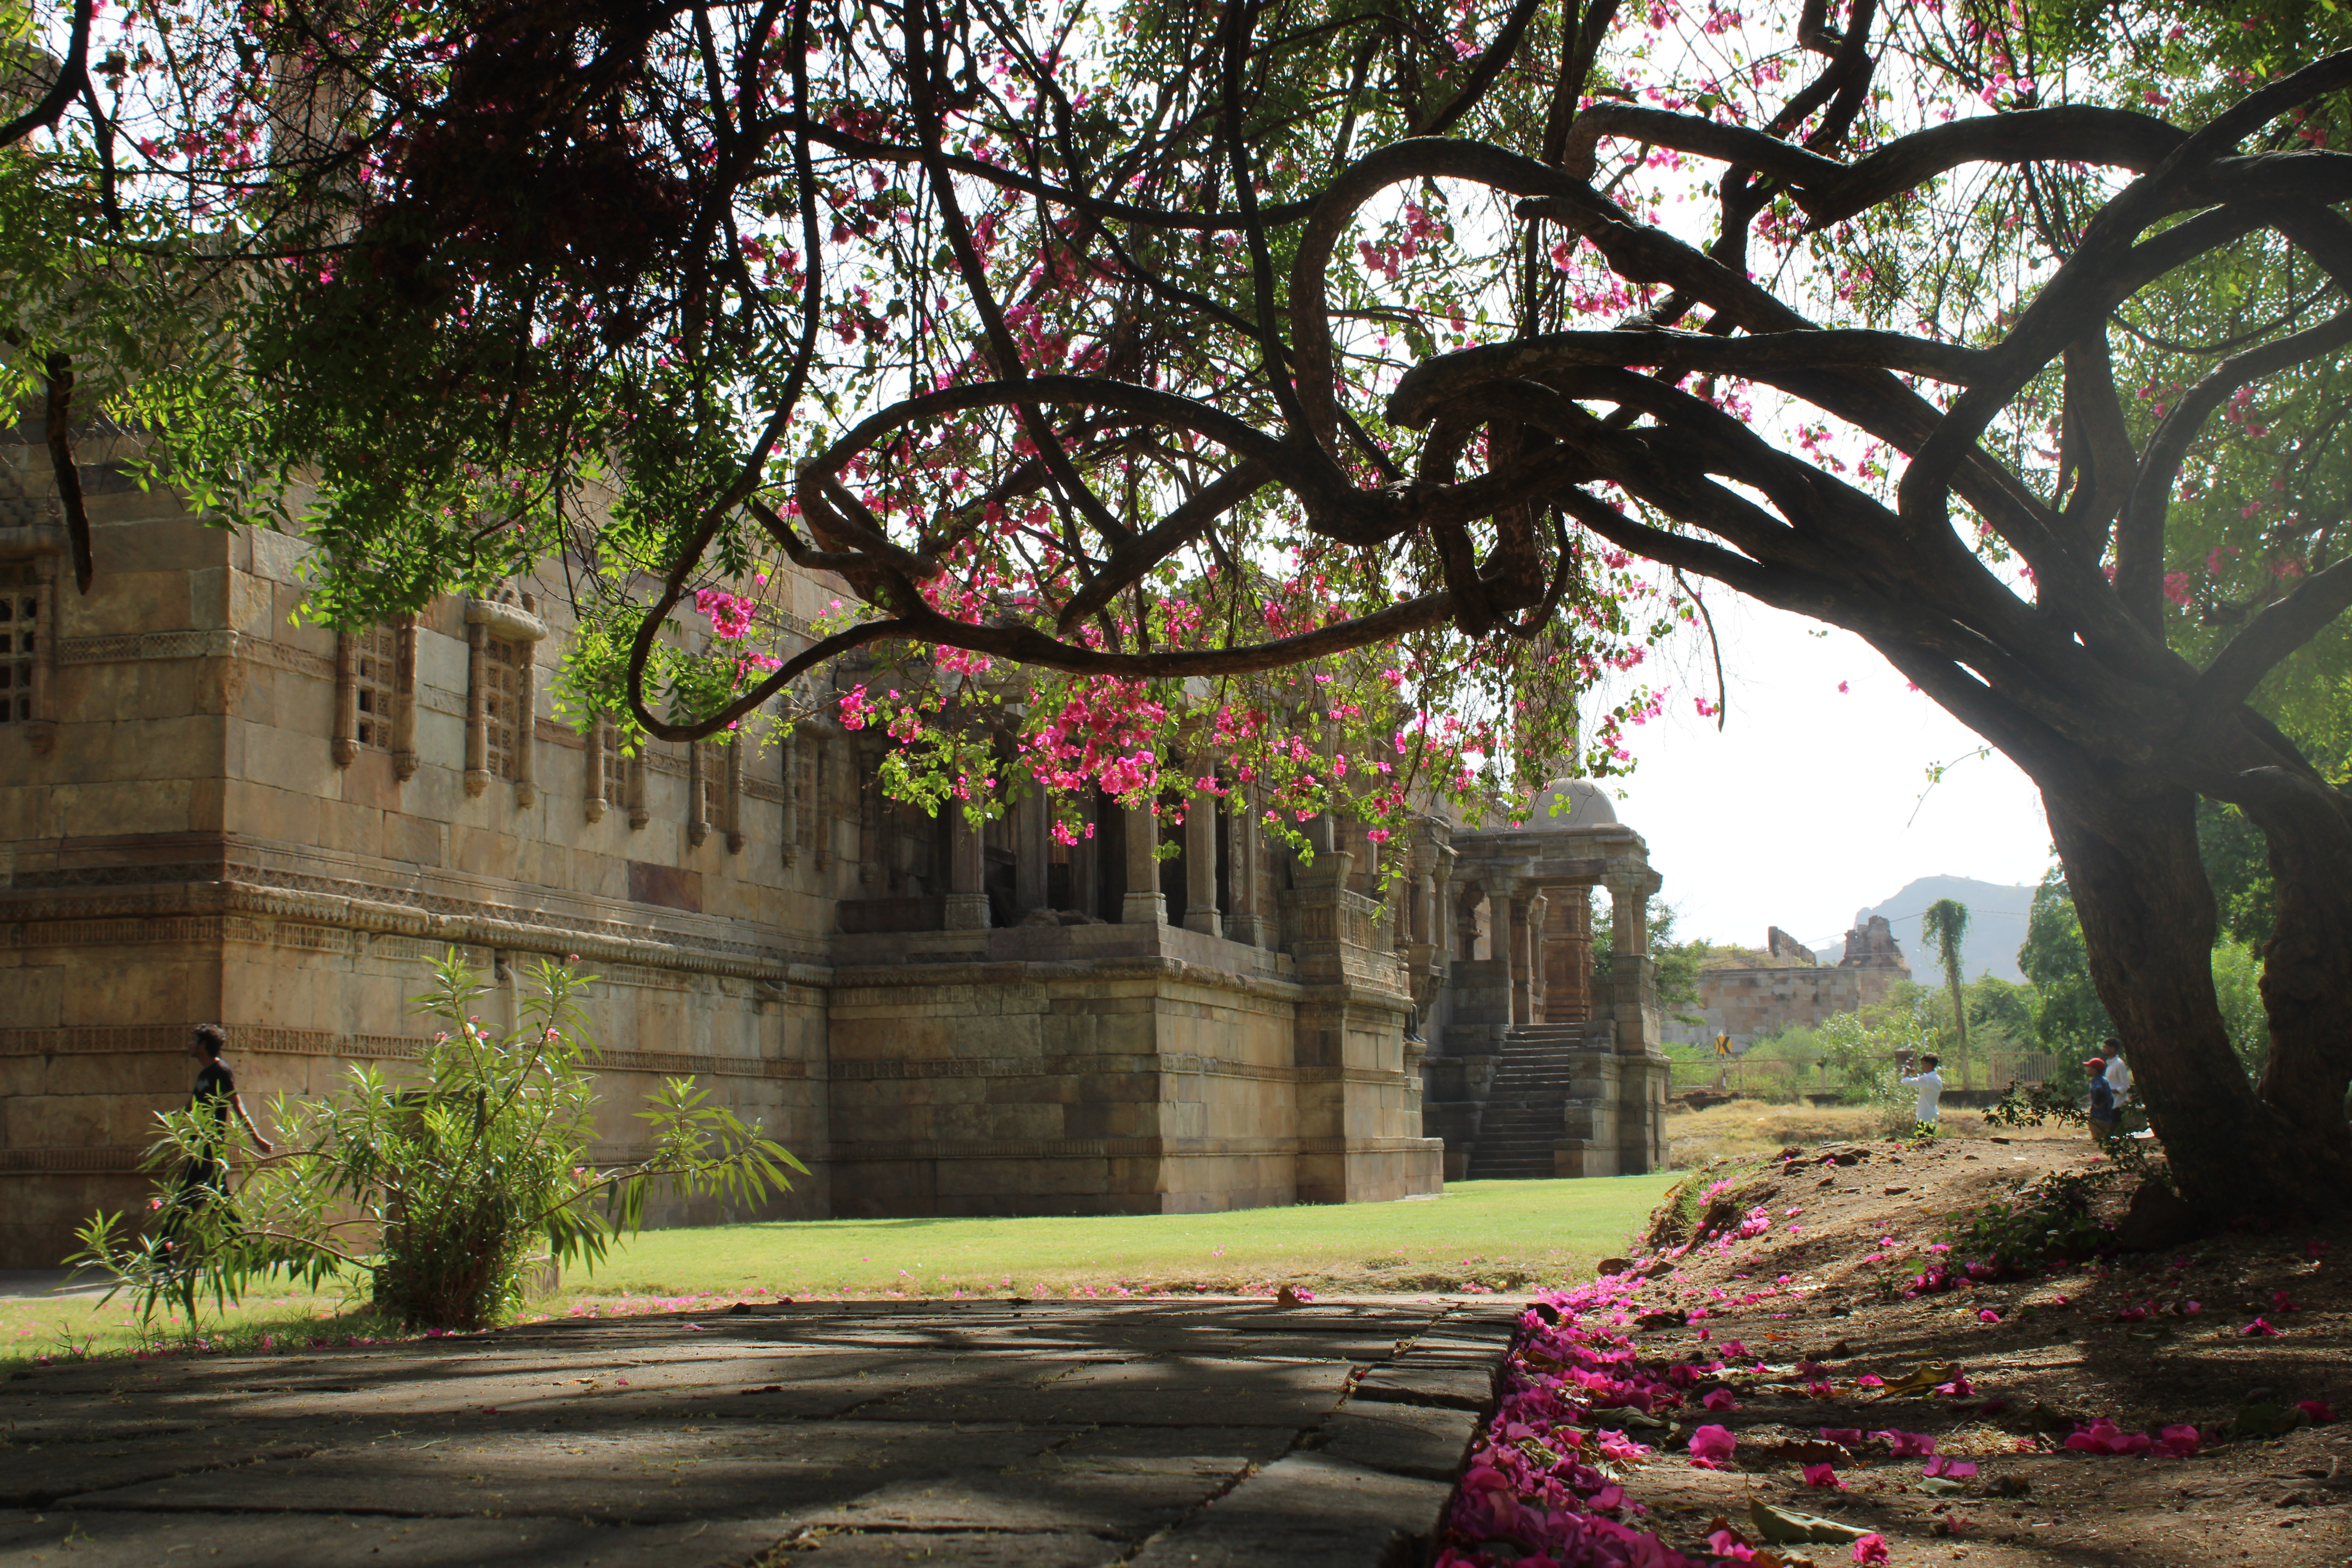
[1528,777,1618,828]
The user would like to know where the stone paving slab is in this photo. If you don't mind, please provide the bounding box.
[0,1298,1518,1567]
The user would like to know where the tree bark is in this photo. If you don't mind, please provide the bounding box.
[2045,766,2352,1219]
[2235,767,2352,1172]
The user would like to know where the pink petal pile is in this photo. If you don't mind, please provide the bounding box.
[1430,1276,1725,1568]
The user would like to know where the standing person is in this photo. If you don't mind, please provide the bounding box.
[1900,1053,1944,1138]
[164,1025,271,1256]
[2102,1040,2131,1105]
[2085,1055,2120,1142]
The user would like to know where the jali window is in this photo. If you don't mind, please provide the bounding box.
[0,563,36,726]
[483,638,524,781]
[354,624,398,750]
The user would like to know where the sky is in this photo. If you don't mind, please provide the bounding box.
[1597,590,2057,953]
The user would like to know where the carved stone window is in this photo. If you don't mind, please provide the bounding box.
[353,625,397,750]
[463,593,546,803]
[0,561,41,726]
[483,638,524,781]
[585,716,642,826]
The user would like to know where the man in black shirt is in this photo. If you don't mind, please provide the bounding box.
[167,1025,272,1242]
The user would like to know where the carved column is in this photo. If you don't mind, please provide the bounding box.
[332,630,359,767]
[1528,893,1548,1024]
[779,728,799,867]
[811,733,832,870]
[463,618,490,795]
[627,746,649,831]
[584,719,607,823]
[1122,799,1165,925]
[512,635,537,808]
[1068,790,1098,917]
[688,742,710,847]
[1508,896,1533,1026]
[944,803,990,929]
[1013,786,1049,913]
[724,740,744,853]
[390,613,418,781]
[27,552,57,753]
[1182,773,1220,938]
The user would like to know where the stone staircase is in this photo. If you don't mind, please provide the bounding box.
[1463,1024,1586,1179]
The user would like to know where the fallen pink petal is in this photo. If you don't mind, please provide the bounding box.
[1802,1462,1845,1489]
[1852,1533,1891,1564]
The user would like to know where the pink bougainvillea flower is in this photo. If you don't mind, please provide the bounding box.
[1879,1430,1938,1457]
[2271,1289,2300,1313]
[2064,1419,2154,1456]
[1688,1424,1738,1468]
[2241,1317,2282,1337]
[1976,1308,2001,1323]
[1924,1455,1979,1478]
[1719,1339,1751,1358]
[1856,1374,1886,1388]
[1702,1388,1740,1412]
[2181,1300,2203,1316]
[1851,1533,1891,1564]
[2152,1424,2201,1458]
[2296,1399,2336,1425]
[2114,1304,2150,1322]
[1936,1373,1975,1397]
[1708,1527,1760,1561]
[1802,1462,1845,1489]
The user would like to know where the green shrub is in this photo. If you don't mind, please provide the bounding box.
[73,948,806,1332]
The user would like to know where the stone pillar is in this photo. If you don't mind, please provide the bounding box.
[1528,893,1548,1023]
[1224,784,1273,948]
[724,741,744,853]
[463,619,491,796]
[944,802,990,929]
[390,612,419,781]
[512,637,537,808]
[1122,800,1166,925]
[1182,777,1220,938]
[1069,791,1098,917]
[688,742,710,847]
[584,719,607,823]
[1508,896,1532,1026]
[626,747,649,831]
[332,630,359,767]
[1013,786,1049,913]
[1543,892,1593,1023]
[810,733,832,870]
[778,728,798,866]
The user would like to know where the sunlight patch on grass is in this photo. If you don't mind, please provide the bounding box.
[2,1175,1674,1365]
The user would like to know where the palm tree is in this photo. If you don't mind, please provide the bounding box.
[1921,899,1971,1071]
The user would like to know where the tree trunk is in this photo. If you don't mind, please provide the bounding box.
[2043,767,2351,1220]
[2235,766,2352,1173]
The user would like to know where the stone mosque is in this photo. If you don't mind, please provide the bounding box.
[0,430,1670,1267]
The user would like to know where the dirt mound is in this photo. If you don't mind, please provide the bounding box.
[1601,1131,2352,1565]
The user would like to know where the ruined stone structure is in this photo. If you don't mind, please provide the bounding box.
[0,434,1668,1265]
[1412,780,1671,1181]
[1664,916,1913,1052]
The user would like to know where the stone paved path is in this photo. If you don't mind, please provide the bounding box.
[0,1297,1517,1568]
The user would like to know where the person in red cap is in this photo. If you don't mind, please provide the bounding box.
[2084,1055,2119,1142]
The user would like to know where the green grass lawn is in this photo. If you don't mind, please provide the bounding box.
[2,1175,1674,1365]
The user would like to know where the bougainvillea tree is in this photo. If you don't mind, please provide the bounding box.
[5,0,2350,1214]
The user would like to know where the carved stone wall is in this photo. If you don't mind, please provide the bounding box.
[0,481,1445,1265]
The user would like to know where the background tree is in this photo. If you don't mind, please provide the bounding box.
[8,0,2352,1217]
[1921,898,1972,1065]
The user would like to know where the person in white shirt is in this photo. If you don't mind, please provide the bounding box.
[1899,1053,1945,1137]
[2102,1040,2131,1103]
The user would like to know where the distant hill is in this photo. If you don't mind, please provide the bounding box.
[1812,876,2038,984]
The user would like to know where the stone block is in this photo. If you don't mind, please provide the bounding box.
[1125,1452,1450,1568]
